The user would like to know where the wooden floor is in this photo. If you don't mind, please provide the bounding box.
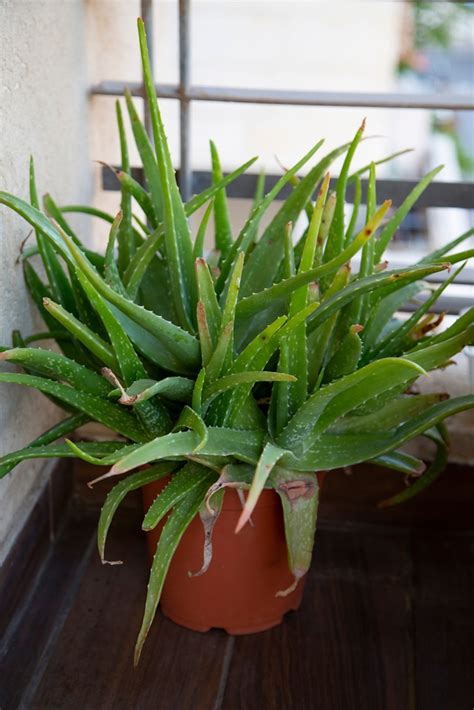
[1,464,473,710]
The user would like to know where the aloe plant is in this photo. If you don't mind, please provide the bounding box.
[1,18,473,664]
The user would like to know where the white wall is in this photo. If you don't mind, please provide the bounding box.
[0,0,91,565]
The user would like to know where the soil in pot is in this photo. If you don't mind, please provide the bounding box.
[142,481,306,634]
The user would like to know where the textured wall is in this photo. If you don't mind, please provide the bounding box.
[0,0,91,565]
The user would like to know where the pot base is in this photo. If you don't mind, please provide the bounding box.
[161,596,303,635]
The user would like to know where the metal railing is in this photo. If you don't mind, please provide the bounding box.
[90,0,474,311]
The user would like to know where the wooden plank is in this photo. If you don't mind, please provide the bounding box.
[221,526,413,710]
[0,515,95,709]
[319,463,474,529]
[29,515,229,710]
[413,530,474,710]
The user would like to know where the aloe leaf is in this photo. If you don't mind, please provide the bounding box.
[0,347,111,396]
[0,372,147,442]
[174,405,208,452]
[134,470,214,665]
[29,159,76,312]
[236,442,287,532]
[285,173,331,416]
[278,358,425,453]
[114,101,135,272]
[0,195,201,371]
[110,426,264,476]
[186,156,258,216]
[204,371,296,405]
[206,253,244,381]
[44,193,105,272]
[77,271,171,436]
[115,377,194,405]
[111,165,158,229]
[103,212,128,295]
[323,120,365,263]
[142,462,215,531]
[374,165,444,262]
[272,467,320,595]
[192,368,206,415]
[216,139,325,294]
[60,204,115,224]
[371,450,426,476]
[138,18,196,331]
[242,140,355,297]
[349,148,413,180]
[306,264,448,338]
[124,89,163,223]
[98,462,176,564]
[377,426,447,507]
[329,393,449,434]
[215,304,317,428]
[410,307,474,352]
[196,302,213,367]
[193,201,213,260]
[210,141,233,259]
[419,226,474,264]
[189,488,225,577]
[344,174,361,245]
[0,412,89,478]
[236,201,391,321]
[361,282,425,351]
[0,440,126,480]
[294,396,474,470]
[368,263,465,360]
[323,324,363,382]
[195,258,221,346]
[42,297,117,369]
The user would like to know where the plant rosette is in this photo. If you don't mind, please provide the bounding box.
[0,19,473,665]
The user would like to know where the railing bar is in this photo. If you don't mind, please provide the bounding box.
[90,81,474,111]
[178,0,192,201]
[101,166,474,210]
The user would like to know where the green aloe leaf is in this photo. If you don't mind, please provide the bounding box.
[0,440,126,480]
[242,140,355,296]
[236,441,288,532]
[377,426,448,507]
[374,165,443,262]
[98,462,175,563]
[323,119,365,262]
[134,469,214,665]
[371,450,426,476]
[236,200,391,322]
[0,413,89,478]
[278,358,425,453]
[115,101,135,272]
[294,396,474,470]
[0,194,202,373]
[138,17,196,331]
[272,467,320,595]
[142,462,216,531]
[110,426,264,475]
[43,297,117,370]
[124,89,163,223]
[0,372,147,442]
[217,138,325,293]
[0,347,111,396]
[210,140,233,259]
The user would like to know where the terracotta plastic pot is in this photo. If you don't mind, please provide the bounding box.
[142,476,323,634]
